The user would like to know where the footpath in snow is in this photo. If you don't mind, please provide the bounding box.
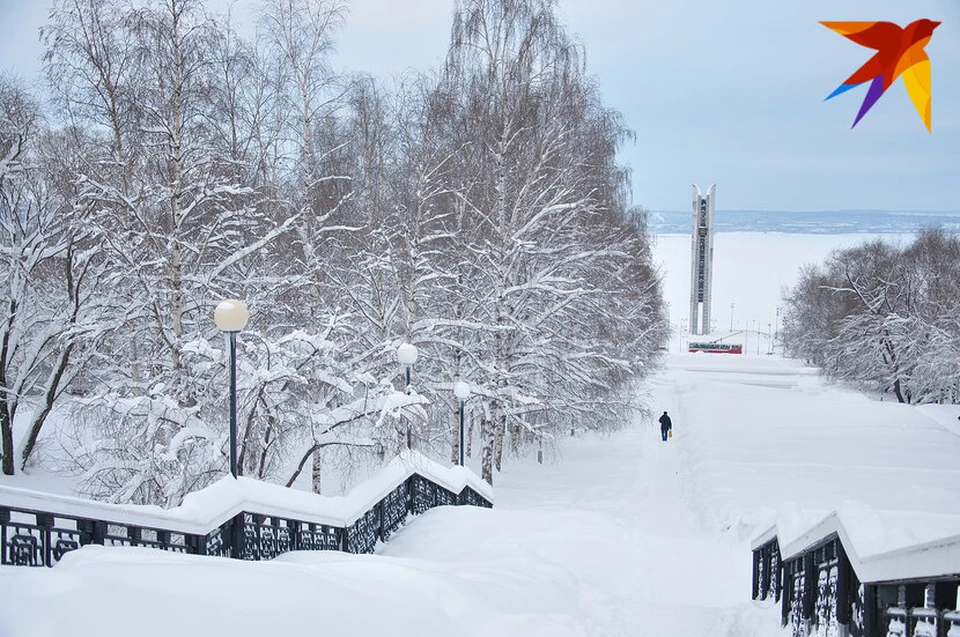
[2,353,959,637]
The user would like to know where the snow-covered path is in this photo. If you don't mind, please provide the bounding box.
[379,355,788,636]
[383,352,960,635]
[3,352,959,636]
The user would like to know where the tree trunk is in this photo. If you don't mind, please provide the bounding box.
[0,405,14,475]
[312,447,322,494]
[0,312,15,475]
[21,343,73,470]
[450,408,459,465]
[467,411,474,458]
[892,377,906,404]
[481,416,494,485]
[494,415,505,472]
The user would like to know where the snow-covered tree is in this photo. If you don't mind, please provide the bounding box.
[19,0,667,499]
[425,0,666,483]
[781,230,960,405]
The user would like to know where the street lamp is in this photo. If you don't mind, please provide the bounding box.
[453,380,471,466]
[730,303,735,331]
[215,299,249,479]
[396,342,419,393]
[396,342,419,450]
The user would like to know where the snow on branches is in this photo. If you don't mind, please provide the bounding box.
[781,230,960,405]
[4,0,666,500]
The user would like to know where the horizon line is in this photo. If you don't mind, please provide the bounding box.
[646,208,960,215]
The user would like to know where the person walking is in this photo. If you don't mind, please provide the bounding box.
[659,411,672,441]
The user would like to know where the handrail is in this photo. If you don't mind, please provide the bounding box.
[0,450,492,567]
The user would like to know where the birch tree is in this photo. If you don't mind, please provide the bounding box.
[436,0,666,483]
[42,0,291,501]
[0,79,60,475]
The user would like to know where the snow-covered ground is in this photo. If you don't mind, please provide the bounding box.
[2,231,958,636]
[4,354,958,636]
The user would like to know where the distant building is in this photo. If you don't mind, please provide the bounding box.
[689,183,716,335]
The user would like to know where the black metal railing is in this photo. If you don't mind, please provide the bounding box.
[752,537,781,604]
[882,599,960,637]
[754,534,856,637]
[1,474,492,568]
[752,533,959,637]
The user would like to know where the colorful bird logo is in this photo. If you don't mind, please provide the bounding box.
[821,20,940,132]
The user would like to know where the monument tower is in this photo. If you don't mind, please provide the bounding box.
[689,183,716,335]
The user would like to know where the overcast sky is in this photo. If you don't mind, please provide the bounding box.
[1,0,958,212]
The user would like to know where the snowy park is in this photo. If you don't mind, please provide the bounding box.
[3,350,959,636]
[1,0,958,634]
[3,231,959,636]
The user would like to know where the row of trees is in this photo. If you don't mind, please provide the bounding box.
[0,0,667,503]
[780,229,960,404]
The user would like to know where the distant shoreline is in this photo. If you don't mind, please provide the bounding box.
[646,210,960,235]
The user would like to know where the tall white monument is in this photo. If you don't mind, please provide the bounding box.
[689,183,716,335]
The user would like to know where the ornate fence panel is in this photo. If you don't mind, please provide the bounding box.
[410,474,457,514]
[909,608,938,637]
[345,506,380,555]
[0,510,78,567]
[458,486,493,508]
[944,610,960,636]
[784,556,807,637]
[0,507,201,567]
[755,535,865,637]
[754,533,958,637]
[294,520,342,552]
[881,590,960,637]
[753,537,781,603]
[811,540,841,637]
[379,482,409,542]
[233,513,298,561]
[885,607,908,637]
[0,469,492,568]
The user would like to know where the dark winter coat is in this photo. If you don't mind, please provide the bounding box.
[659,413,672,431]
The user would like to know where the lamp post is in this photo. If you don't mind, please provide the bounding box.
[453,380,471,466]
[396,342,419,393]
[730,303,735,331]
[215,299,249,479]
[396,342,419,449]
